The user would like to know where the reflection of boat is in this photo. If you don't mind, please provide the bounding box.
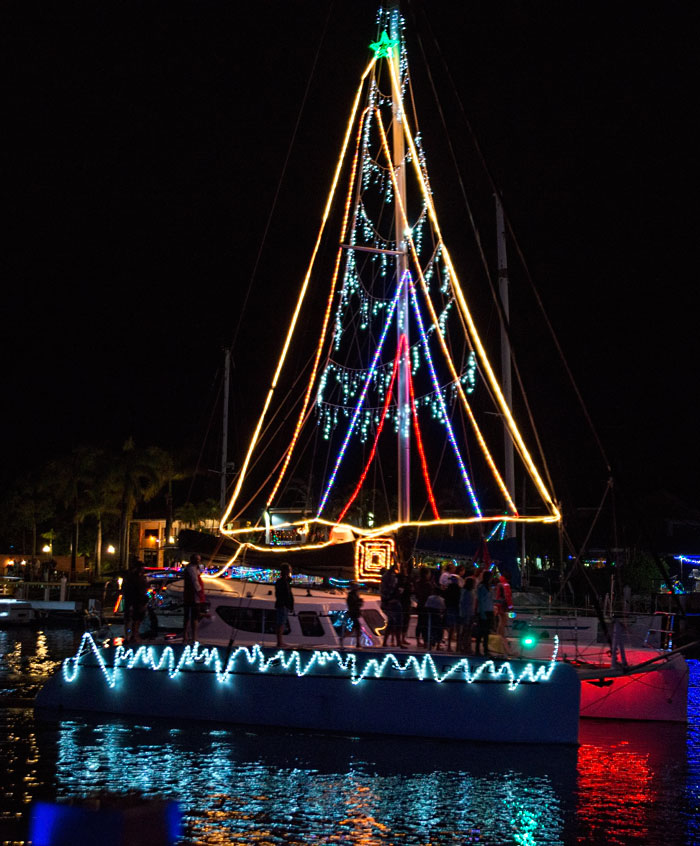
[36,711,582,844]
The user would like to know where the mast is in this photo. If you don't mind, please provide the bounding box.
[220,347,231,513]
[496,195,516,538]
[390,6,411,525]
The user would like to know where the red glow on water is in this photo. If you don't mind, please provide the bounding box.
[575,720,687,844]
[577,741,653,841]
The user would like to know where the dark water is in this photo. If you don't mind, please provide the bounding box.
[1,628,698,845]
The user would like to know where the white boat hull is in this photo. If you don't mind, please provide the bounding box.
[35,634,581,745]
[0,599,41,626]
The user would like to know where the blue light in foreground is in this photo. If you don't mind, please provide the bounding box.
[29,799,181,846]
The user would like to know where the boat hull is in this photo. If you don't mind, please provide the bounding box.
[509,640,689,722]
[35,636,580,745]
[0,599,41,627]
[577,652,688,722]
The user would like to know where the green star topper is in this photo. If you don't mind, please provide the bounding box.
[369,30,398,59]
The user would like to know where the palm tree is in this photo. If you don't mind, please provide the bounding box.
[42,446,103,579]
[174,499,220,530]
[0,473,54,557]
[78,453,122,578]
[109,439,175,570]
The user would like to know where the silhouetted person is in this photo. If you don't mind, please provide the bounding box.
[274,563,294,648]
[182,554,204,644]
[123,560,148,644]
[343,582,364,648]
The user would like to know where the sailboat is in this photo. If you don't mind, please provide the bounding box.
[36,7,583,745]
[198,6,687,727]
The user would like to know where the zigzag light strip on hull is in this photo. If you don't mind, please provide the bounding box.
[63,633,559,692]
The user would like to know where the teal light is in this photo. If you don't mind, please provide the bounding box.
[521,633,537,649]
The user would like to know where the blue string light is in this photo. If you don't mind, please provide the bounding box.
[315,270,408,517]
[408,277,482,517]
[62,633,559,692]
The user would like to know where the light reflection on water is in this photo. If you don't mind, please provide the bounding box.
[51,720,573,844]
[0,628,698,844]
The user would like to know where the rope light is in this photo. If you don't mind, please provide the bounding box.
[62,633,560,693]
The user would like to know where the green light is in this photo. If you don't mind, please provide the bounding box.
[521,634,537,649]
[369,31,398,59]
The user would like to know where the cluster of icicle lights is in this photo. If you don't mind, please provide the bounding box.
[63,632,559,692]
[219,14,560,547]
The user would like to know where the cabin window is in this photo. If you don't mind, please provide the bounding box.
[297,611,324,637]
[215,606,287,635]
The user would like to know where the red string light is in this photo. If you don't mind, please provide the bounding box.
[407,355,441,520]
[336,334,440,524]
[335,337,404,524]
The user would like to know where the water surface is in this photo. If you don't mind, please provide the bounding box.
[0,628,697,844]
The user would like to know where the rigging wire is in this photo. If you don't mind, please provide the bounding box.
[407,2,556,501]
[226,0,337,359]
[409,0,611,483]
[185,366,224,506]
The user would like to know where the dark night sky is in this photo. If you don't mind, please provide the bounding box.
[2,1,698,514]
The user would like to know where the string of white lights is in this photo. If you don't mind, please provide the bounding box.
[62,633,559,692]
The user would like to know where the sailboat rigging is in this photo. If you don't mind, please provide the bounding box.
[218,7,559,579]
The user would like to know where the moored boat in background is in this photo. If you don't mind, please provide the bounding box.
[0,598,41,627]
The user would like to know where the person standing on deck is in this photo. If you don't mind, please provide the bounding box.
[494,570,513,637]
[123,559,148,644]
[443,575,461,652]
[343,582,364,648]
[424,587,446,650]
[459,576,477,653]
[380,564,398,612]
[413,566,433,648]
[182,554,204,644]
[398,570,412,646]
[475,571,495,658]
[274,563,294,648]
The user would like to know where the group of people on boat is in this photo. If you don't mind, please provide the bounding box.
[371,562,512,656]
